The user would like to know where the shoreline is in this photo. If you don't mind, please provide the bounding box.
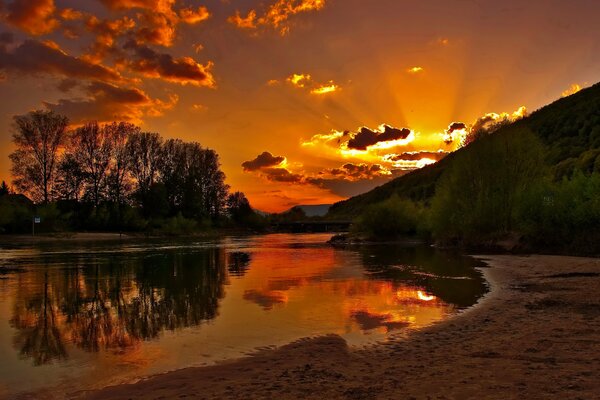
[81,254,600,399]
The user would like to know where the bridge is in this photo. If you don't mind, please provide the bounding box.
[271,220,352,233]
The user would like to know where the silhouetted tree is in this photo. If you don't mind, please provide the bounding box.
[106,122,138,206]
[227,191,252,223]
[72,122,113,209]
[127,132,162,212]
[0,181,10,196]
[9,110,69,203]
[54,154,85,202]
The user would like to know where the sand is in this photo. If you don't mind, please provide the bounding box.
[84,255,600,400]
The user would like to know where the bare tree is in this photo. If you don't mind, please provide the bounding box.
[9,110,69,203]
[127,131,163,200]
[72,122,113,209]
[105,122,139,206]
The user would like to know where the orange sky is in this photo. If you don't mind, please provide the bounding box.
[0,0,599,212]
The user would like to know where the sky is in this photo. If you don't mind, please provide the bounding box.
[0,0,599,212]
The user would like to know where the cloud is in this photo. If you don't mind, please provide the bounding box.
[242,151,286,171]
[122,40,215,86]
[229,0,326,35]
[311,82,339,95]
[99,0,210,47]
[261,167,304,183]
[443,106,528,146]
[319,162,391,181]
[0,39,123,82]
[287,73,311,87]
[83,15,136,62]
[385,151,448,162]
[442,121,468,145]
[2,0,59,35]
[407,66,423,74]
[347,125,412,151]
[44,81,177,124]
[384,151,448,170]
[179,6,210,24]
[562,83,583,97]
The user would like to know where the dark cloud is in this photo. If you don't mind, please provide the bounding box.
[44,81,176,124]
[347,125,412,150]
[0,31,14,45]
[261,167,304,183]
[0,39,122,81]
[242,151,286,171]
[323,162,389,180]
[122,40,215,86]
[57,78,79,93]
[3,0,59,35]
[443,121,467,144]
[307,169,406,198]
[385,151,448,162]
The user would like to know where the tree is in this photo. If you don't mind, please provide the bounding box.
[106,122,139,206]
[227,191,253,223]
[71,122,113,209]
[54,154,85,202]
[430,127,546,241]
[0,181,10,196]
[10,110,69,203]
[127,132,163,211]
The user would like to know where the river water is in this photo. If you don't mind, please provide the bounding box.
[0,233,487,398]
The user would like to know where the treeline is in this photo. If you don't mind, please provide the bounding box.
[1,110,263,234]
[353,127,600,254]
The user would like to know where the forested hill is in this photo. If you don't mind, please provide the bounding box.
[328,81,600,218]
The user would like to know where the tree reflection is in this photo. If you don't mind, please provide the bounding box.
[11,271,67,365]
[10,247,227,365]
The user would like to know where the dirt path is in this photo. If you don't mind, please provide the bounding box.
[84,255,600,400]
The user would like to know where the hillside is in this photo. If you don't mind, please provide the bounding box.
[328,82,600,218]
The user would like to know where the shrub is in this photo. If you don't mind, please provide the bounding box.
[353,195,421,238]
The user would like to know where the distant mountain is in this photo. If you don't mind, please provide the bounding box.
[287,204,332,217]
[328,82,600,218]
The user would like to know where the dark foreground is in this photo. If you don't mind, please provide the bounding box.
[81,255,600,400]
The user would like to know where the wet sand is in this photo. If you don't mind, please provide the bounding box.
[85,255,600,400]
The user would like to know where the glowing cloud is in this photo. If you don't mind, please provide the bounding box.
[287,73,311,87]
[229,0,326,35]
[0,39,123,82]
[407,66,424,74]
[311,82,339,95]
[122,41,215,87]
[2,0,59,35]
[562,83,582,97]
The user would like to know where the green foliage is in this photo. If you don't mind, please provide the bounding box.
[353,195,421,238]
[158,214,199,236]
[5,111,250,235]
[330,82,600,218]
[429,127,546,242]
[518,172,600,253]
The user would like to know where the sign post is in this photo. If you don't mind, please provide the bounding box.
[32,216,41,236]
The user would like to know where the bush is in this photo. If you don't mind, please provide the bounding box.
[430,127,546,243]
[518,172,600,253]
[353,195,421,238]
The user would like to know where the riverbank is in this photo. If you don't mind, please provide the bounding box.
[83,254,600,399]
[0,229,255,245]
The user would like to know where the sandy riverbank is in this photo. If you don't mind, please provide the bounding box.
[83,255,600,400]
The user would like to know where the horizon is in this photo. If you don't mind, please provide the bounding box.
[1,0,599,212]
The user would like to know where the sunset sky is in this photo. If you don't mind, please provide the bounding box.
[0,0,599,212]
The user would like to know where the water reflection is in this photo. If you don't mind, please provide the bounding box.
[0,234,486,398]
[9,248,227,365]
